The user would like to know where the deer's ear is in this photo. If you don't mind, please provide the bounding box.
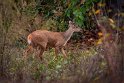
[69,21,73,24]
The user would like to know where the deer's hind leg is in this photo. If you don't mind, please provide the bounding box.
[23,45,33,59]
[37,42,47,61]
[55,47,60,57]
[61,47,67,58]
[38,48,45,61]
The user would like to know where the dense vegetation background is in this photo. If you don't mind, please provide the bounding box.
[0,0,124,83]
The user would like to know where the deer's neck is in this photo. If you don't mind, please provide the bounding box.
[63,28,74,45]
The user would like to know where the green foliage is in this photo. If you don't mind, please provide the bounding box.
[12,0,100,37]
[31,0,100,28]
[64,0,100,27]
[19,47,105,81]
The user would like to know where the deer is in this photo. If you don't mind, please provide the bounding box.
[23,21,82,60]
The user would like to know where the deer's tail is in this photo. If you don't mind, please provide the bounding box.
[27,34,32,45]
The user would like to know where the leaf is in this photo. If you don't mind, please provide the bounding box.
[109,18,114,23]
[95,9,101,14]
[79,15,84,20]
[98,32,103,36]
[73,7,84,20]
[65,8,71,18]
[96,38,103,45]
[74,17,84,27]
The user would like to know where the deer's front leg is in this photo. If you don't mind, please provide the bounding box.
[61,47,67,58]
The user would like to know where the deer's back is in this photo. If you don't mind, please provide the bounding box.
[28,30,65,48]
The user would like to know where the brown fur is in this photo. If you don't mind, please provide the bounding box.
[24,21,81,60]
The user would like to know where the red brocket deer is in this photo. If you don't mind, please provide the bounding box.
[24,21,81,60]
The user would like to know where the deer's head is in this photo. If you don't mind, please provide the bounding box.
[69,21,82,32]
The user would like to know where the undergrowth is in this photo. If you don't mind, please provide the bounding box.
[8,47,106,83]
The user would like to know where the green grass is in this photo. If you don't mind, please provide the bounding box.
[8,47,106,82]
